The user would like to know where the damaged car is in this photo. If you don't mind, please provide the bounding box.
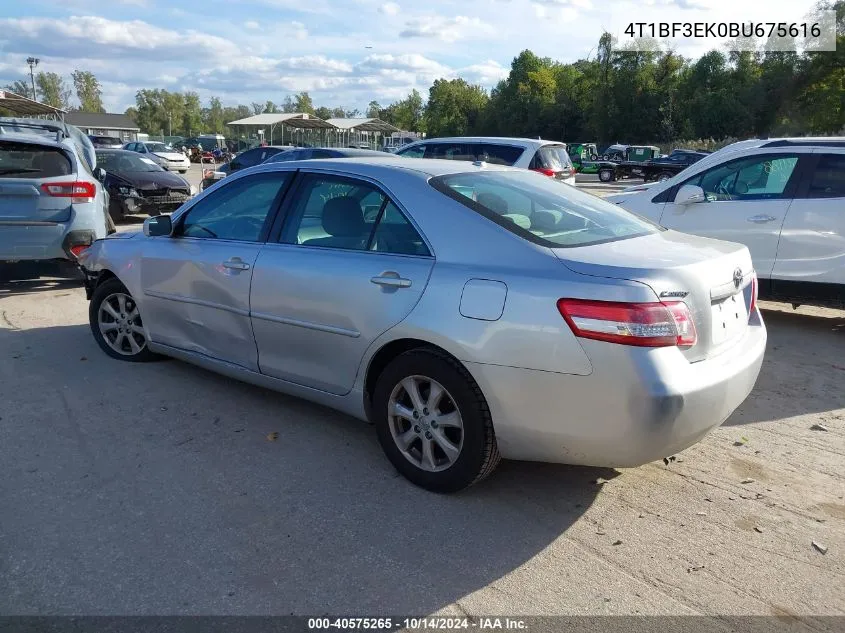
[95,149,195,221]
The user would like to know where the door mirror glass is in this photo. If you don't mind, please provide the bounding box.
[143,215,173,237]
[93,166,106,182]
[675,184,706,205]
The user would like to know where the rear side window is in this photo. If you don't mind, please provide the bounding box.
[424,143,474,161]
[431,170,660,248]
[0,141,72,179]
[806,154,845,198]
[530,145,573,172]
[473,144,524,166]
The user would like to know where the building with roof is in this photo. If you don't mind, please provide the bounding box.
[64,112,140,142]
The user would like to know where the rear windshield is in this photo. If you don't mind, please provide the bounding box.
[532,145,573,171]
[90,136,118,144]
[430,170,661,248]
[0,141,72,179]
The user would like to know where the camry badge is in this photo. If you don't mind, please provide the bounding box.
[659,290,689,299]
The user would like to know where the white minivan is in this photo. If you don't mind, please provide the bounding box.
[605,138,845,309]
[395,137,577,186]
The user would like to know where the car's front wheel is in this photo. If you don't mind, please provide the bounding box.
[89,278,159,362]
[373,349,500,493]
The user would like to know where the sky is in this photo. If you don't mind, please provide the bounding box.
[0,0,824,114]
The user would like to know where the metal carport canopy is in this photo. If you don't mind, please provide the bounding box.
[324,118,400,133]
[226,113,336,144]
[0,90,66,117]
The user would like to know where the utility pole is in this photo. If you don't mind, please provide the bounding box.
[26,57,40,100]
[168,112,172,137]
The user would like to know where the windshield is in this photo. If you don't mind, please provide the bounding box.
[145,142,171,152]
[96,151,163,173]
[431,170,661,248]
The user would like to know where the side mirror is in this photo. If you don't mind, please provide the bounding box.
[93,167,106,182]
[143,215,173,237]
[674,184,706,205]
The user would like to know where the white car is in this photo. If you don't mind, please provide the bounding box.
[123,141,190,174]
[395,137,577,186]
[605,138,845,308]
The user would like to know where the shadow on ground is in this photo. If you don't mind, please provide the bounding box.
[724,307,845,426]
[0,323,609,615]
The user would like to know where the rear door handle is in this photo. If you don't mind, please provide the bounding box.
[222,257,250,271]
[747,214,777,224]
[371,272,412,288]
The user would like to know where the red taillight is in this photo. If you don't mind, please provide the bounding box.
[557,299,697,348]
[40,181,96,203]
[531,167,556,177]
[69,244,90,257]
[749,273,758,317]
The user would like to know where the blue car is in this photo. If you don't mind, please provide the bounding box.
[0,118,112,264]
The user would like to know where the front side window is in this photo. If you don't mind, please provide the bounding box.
[431,170,661,248]
[686,154,799,201]
[283,174,429,255]
[178,172,289,242]
[806,154,845,198]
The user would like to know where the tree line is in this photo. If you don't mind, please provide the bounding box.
[5,1,841,145]
[4,70,105,114]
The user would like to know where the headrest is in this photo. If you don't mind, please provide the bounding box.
[322,197,366,237]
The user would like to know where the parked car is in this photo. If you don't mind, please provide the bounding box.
[123,141,190,174]
[262,147,391,163]
[78,158,765,492]
[640,149,710,182]
[95,149,195,221]
[88,135,124,149]
[605,137,845,308]
[395,137,577,186]
[0,118,112,266]
[199,145,293,191]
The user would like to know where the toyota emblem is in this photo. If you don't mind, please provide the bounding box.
[733,268,743,289]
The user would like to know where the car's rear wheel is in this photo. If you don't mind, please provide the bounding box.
[89,278,159,362]
[373,349,500,493]
[598,168,615,182]
[657,171,673,182]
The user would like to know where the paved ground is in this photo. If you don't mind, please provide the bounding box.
[0,175,842,617]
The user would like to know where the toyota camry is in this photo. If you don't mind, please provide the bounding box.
[77,157,766,492]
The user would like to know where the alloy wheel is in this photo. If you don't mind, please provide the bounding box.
[98,292,147,356]
[387,375,464,472]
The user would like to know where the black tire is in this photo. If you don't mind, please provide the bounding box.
[89,278,160,362]
[590,153,598,161]
[657,171,673,182]
[373,348,500,493]
[147,207,162,217]
[598,168,614,182]
[108,198,125,223]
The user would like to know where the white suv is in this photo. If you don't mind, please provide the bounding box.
[395,137,577,186]
[605,138,845,308]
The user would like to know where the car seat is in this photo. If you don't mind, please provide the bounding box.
[303,197,368,250]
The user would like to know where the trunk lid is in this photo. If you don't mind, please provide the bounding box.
[552,230,755,362]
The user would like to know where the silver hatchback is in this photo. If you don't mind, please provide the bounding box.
[78,158,766,492]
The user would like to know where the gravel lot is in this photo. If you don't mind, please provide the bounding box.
[0,171,842,617]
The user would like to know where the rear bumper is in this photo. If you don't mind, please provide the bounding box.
[465,312,767,466]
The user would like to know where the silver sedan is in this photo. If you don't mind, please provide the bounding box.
[77,158,766,492]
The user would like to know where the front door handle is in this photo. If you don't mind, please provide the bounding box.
[222,257,250,271]
[371,271,412,289]
[747,214,777,224]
